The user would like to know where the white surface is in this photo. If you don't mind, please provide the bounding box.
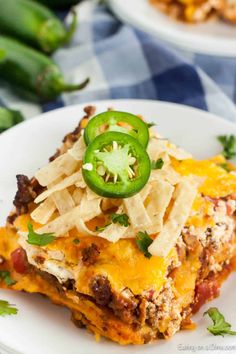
[1,99,236,354]
[109,0,236,57]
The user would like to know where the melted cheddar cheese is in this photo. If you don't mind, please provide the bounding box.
[75,241,177,295]
[11,156,236,296]
[12,216,177,295]
[173,158,236,198]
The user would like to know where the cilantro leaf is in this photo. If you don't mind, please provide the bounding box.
[0,270,16,286]
[111,213,130,227]
[218,163,231,172]
[151,158,164,170]
[204,307,236,336]
[73,238,80,244]
[135,231,152,258]
[27,223,55,246]
[147,122,156,128]
[217,135,236,160]
[95,224,111,232]
[0,300,18,317]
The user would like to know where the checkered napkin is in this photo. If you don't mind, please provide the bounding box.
[0,0,236,122]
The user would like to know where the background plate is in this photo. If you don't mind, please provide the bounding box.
[1,99,236,354]
[109,0,236,57]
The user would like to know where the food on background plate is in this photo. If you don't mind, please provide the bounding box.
[0,0,77,54]
[149,0,236,23]
[1,106,236,344]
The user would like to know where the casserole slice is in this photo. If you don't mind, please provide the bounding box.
[0,106,236,345]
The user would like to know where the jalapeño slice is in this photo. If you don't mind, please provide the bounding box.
[84,111,149,148]
[82,131,151,198]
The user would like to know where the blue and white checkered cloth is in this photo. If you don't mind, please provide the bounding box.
[0,0,236,122]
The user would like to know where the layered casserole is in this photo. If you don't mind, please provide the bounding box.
[0,106,236,344]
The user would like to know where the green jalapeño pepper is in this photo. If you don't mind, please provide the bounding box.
[82,132,151,198]
[0,108,24,133]
[0,0,77,54]
[34,0,80,9]
[84,111,150,148]
[0,36,89,102]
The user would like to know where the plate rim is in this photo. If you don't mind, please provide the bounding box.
[1,99,236,143]
[108,0,236,57]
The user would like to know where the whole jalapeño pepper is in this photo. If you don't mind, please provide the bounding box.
[0,36,89,102]
[0,0,77,53]
[34,0,80,9]
[0,107,24,133]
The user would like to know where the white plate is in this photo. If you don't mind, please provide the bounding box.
[109,0,236,57]
[1,99,236,354]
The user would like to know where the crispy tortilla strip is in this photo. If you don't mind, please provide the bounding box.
[51,189,75,215]
[35,153,78,187]
[148,137,192,161]
[36,197,101,237]
[72,188,83,205]
[30,197,56,224]
[101,198,121,212]
[35,172,82,204]
[148,177,198,257]
[68,136,86,161]
[146,180,174,234]
[150,166,180,185]
[35,206,82,236]
[86,187,101,200]
[98,206,127,242]
[147,138,168,160]
[140,183,152,202]
[124,194,152,228]
[79,195,101,221]
[167,143,192,160]
[98,223,127,243]
[76,219,97,236]
[75,171,87,188]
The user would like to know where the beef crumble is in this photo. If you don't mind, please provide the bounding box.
[13,175,41,215]
[90,275,112,306]
[0,255,5,265]
[82,244,100,266]
[50,105,96,161]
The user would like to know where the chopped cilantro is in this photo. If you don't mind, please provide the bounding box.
[135,231,152,259]
[204,307,236,336]
[0,300,18,317]
[218,163,231,172]
[111,213,130,227]
[0,271,16,286]
[96,213,130,231]
[147,122,156,128]
[27,223,55,246]
[217,135,236,160]
[95,224,111,232]
[73,238,80,244]
[151,158,164,170]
